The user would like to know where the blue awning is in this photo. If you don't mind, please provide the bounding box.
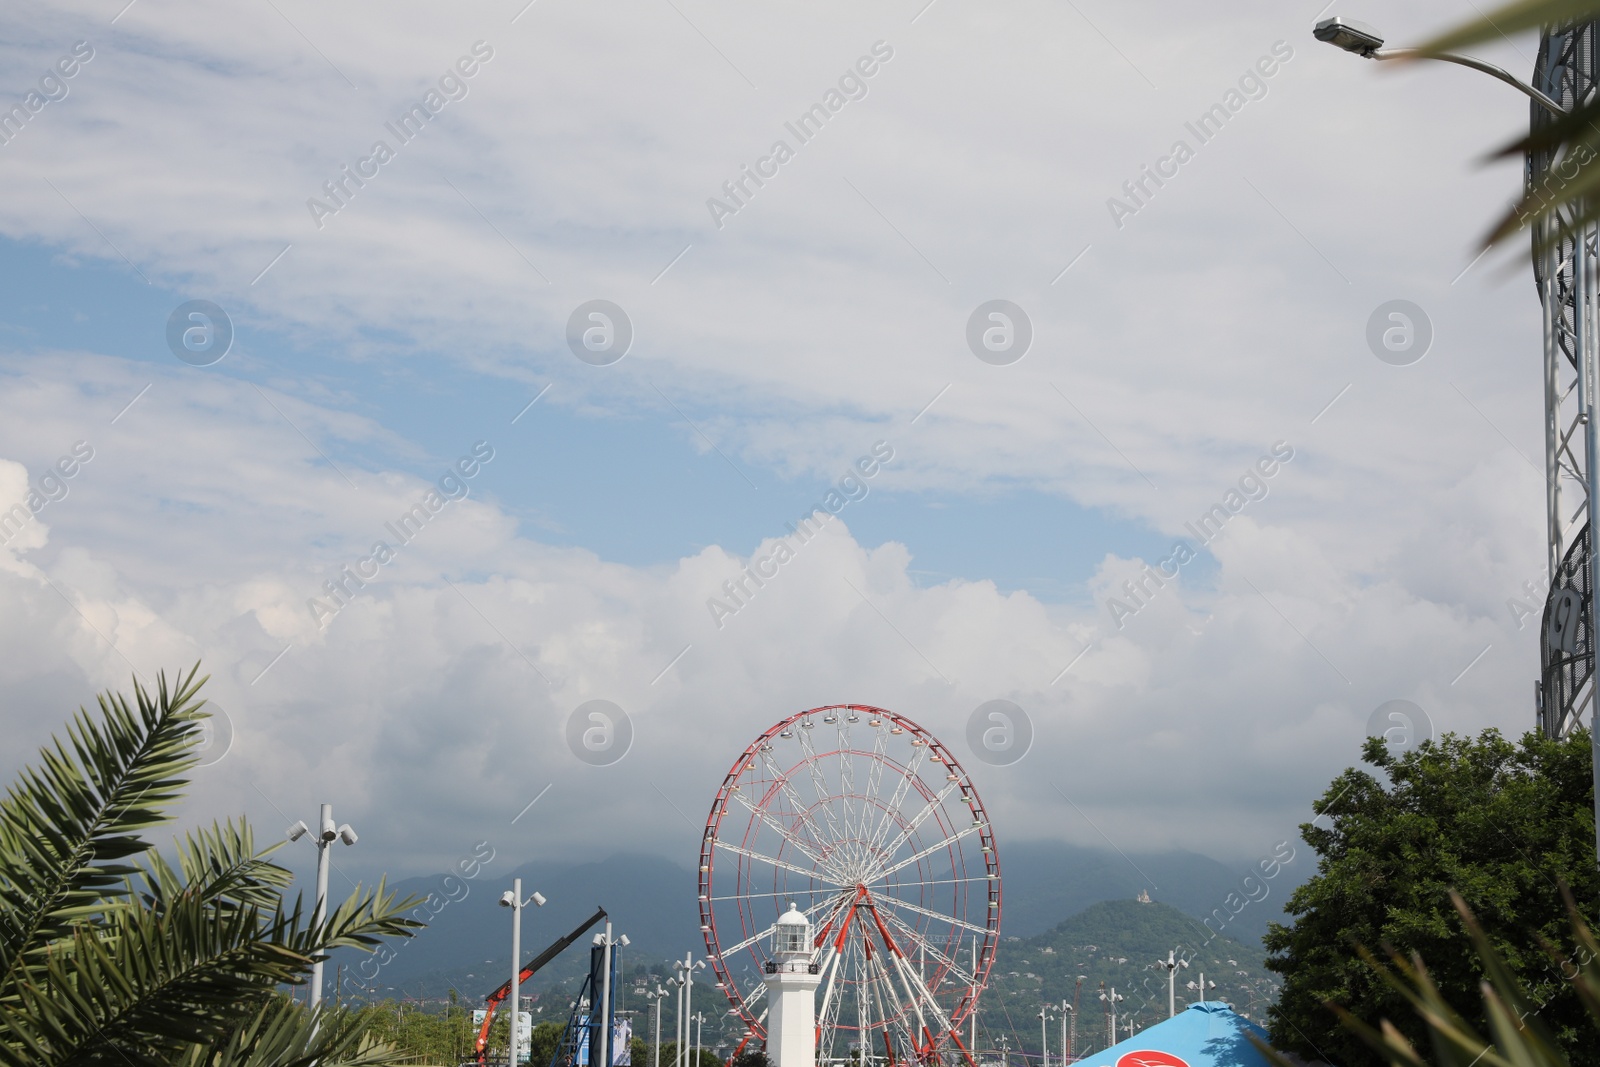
[1071,1002,1283,1067]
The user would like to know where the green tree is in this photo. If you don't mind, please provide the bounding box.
[1260,888,1600,1067]
[528,1019,565,1067]
[0,667,424,1066]
[1264,729,1599,1067]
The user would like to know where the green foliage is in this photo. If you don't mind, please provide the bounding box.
[352,998,484,1064]
[1262,888,1600,1067]
[656,1041,724,1067]
[0,667,425,1066]
[1264,728,1599,1067]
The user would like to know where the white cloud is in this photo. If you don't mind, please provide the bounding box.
[0,0,1563,893]
[0,350,1541,887]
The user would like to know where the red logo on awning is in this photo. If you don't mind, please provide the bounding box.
[1116,1052,1191,1067]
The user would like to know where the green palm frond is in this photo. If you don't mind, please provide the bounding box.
[1406,0,1600,247]
[1418,0,1600,56]
[0,667,207,1000]
[0,669,425,1066]
[134,820,291,917]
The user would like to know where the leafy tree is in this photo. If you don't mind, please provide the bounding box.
[730,1049,768,1067]
[528,1019,565,1067]
[1264,729,1599,1067]
[0,667,424,1066]
[1261,887,1600,1067]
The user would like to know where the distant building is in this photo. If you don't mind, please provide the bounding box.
[1136,890,1151,904]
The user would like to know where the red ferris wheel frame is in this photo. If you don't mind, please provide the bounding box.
[697,705,1000,1067]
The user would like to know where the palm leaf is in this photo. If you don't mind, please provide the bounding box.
[0,667,207,1005]
[1417,0,1600,56]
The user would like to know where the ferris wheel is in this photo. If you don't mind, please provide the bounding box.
[697,706,1000,1067]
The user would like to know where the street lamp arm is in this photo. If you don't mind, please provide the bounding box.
[1370,48,1565,115]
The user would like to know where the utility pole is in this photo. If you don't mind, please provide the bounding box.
[1037,1006,1050,1067]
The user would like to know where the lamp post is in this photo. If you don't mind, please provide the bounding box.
[285,804,357,1010]
[693,1011,704,1067]
[1315,13,1600,871]
[499,880,547,1067]
[646,985,668,1067]
[1155,950,1186,1019]
[667,978,683,1067]
[1097,988,1122,1049]
[1185,975,1216,1006]
[593,923,630,1067]
[673,955,704,1067]
[1037,1006,1052,1067]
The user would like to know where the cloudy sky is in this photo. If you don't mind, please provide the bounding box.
[0,0,1556,910]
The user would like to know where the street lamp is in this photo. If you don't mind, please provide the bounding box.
[593,924,630,1067]
[1313,16,1564,113]
[1037,1006,1053,1067]
[1155,949,1187,1019]
[1097,988,1122,1049]
[286,803,357,1010]
[645,985,669,1067]
[499,879,547,1067]
[673,955,705,1067]
[1315,15,1600,873]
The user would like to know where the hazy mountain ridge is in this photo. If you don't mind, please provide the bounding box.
[334,841,1302,1012]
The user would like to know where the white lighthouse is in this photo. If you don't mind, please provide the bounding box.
[763,903,821,1067]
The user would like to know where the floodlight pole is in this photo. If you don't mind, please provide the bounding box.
[511,879,524,1067]
[288,803,356,1012]
[311,804,332,1010]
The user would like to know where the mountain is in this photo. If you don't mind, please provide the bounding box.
[979,899,1277,1060]
[992,840,1302,946]
[332,840,1303,1018]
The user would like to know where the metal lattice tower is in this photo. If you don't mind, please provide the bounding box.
[1535,24,1600,740]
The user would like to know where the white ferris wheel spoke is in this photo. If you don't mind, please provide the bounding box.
[872,822,982,883]
[861,740,931,858]
[726,786,841,880]
[713,839,847,887]
[754,745,839,862]
[872,889,991,937]
[794,725,852,851]
[869,780,961,871]
[852,726,893,844]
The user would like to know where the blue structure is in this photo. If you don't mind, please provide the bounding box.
[550,942,621,1067]
[1073,1002,1283,1067]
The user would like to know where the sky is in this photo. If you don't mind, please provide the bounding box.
[0,0,1560,920]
